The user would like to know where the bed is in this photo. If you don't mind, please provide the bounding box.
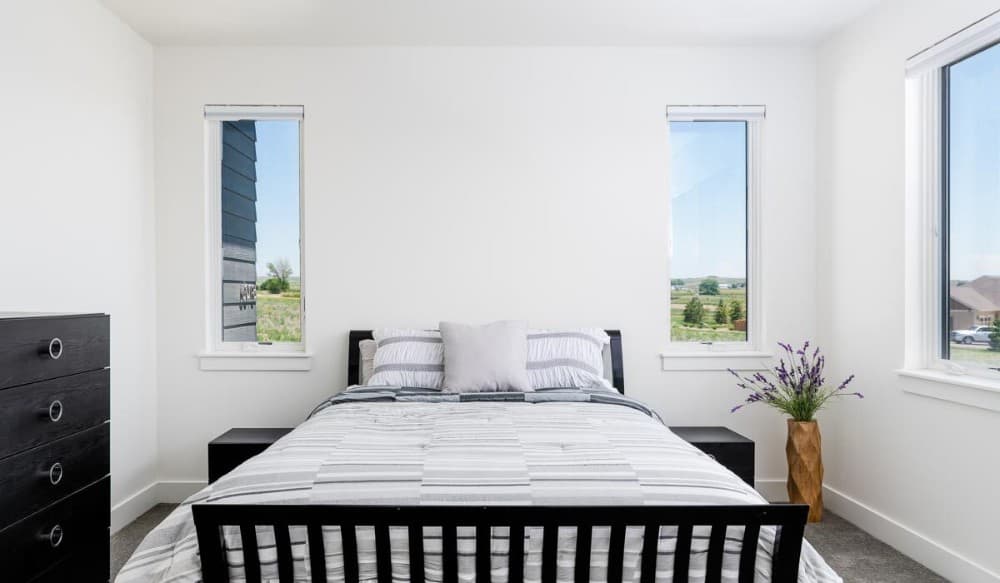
[116,330,841,583]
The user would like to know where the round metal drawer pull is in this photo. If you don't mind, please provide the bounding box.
[48,462,63,485]
[39,338,63,360]
[48,400,63,423]
[48,338,63,360]
[47,525,64,548]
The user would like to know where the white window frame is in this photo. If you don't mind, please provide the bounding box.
[199,105,311,371]
[661,105,769,371]
[902,11,1000,411]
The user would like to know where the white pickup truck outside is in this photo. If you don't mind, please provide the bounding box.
[951,325,993,344]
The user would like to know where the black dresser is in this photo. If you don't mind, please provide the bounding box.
[0,313,111,582]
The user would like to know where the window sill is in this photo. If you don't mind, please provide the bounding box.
[897,369,1000,413]
[198,352,313,372]
[660,351,772,372]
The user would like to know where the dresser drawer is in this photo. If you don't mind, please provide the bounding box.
[0,315,109,390]
[30,542,110,583]
[0,476,109,582]
[0,369,110,459]
[0,424,110,529]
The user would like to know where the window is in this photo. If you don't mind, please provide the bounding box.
[203,106,305,360]
[904,11,1000,396]
[942,41,1000,370]
[665,106,764,355]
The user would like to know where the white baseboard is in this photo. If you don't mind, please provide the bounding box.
[111,482,159,534]
[823,483,1000,583]
[111,480,208,534]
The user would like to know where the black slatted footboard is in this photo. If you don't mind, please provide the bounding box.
[193,504,808,583]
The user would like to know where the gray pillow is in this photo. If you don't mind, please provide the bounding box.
[359,339,377,385]
[440,321,531,393]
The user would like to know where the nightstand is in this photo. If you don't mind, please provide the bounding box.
[208,427,293,483]
[670,426,755,486]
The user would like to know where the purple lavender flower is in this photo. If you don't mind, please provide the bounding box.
[729,341,861,421]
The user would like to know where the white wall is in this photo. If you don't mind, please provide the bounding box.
[154,46,817,491]
[817,1,1000,581]
[0,0,157,519]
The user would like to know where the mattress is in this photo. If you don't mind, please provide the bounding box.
[115,386,841,583]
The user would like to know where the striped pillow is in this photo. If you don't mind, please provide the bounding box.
[367,329,444,388]
[527,328,613,390]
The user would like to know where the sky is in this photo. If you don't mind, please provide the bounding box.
[948,42,1000,281]
[252,120,301,278]
[669,120,747,280]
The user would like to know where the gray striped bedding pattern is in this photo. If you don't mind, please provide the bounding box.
[116,388,840,583]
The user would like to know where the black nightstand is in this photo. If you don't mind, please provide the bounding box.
[208,427,293,483]
[670,426,755,486]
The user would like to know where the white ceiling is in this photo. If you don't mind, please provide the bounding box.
[100,0,882,46]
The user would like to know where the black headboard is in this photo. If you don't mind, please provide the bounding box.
[348,329,625,394]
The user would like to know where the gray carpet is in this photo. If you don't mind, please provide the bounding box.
[804,512,947,582]
[112,505,948,582]
[112,503,177,579]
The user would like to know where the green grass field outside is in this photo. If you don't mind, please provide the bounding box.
[949,344,1000,367]
[256,279,302,343]
[670,277,747,343]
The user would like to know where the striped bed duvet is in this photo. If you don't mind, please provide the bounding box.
[116,386,841,583]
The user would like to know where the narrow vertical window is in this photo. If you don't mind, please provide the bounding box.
[206,106,304,353]
[666,106,763,352]
[943,42,1000,369]
[903,11,1000,397]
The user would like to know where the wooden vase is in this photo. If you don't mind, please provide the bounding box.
[786,419,824,522]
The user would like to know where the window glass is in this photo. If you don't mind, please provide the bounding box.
[669,120,748,343]
[944,42,1000,367]
[221,119,301,343]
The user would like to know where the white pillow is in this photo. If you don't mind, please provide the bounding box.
[367,328,444,388]
[527,328,613,390]
[440,321,531,393]
[359,339,377,385]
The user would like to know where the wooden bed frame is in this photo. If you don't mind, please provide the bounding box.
[193,330,809,583]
